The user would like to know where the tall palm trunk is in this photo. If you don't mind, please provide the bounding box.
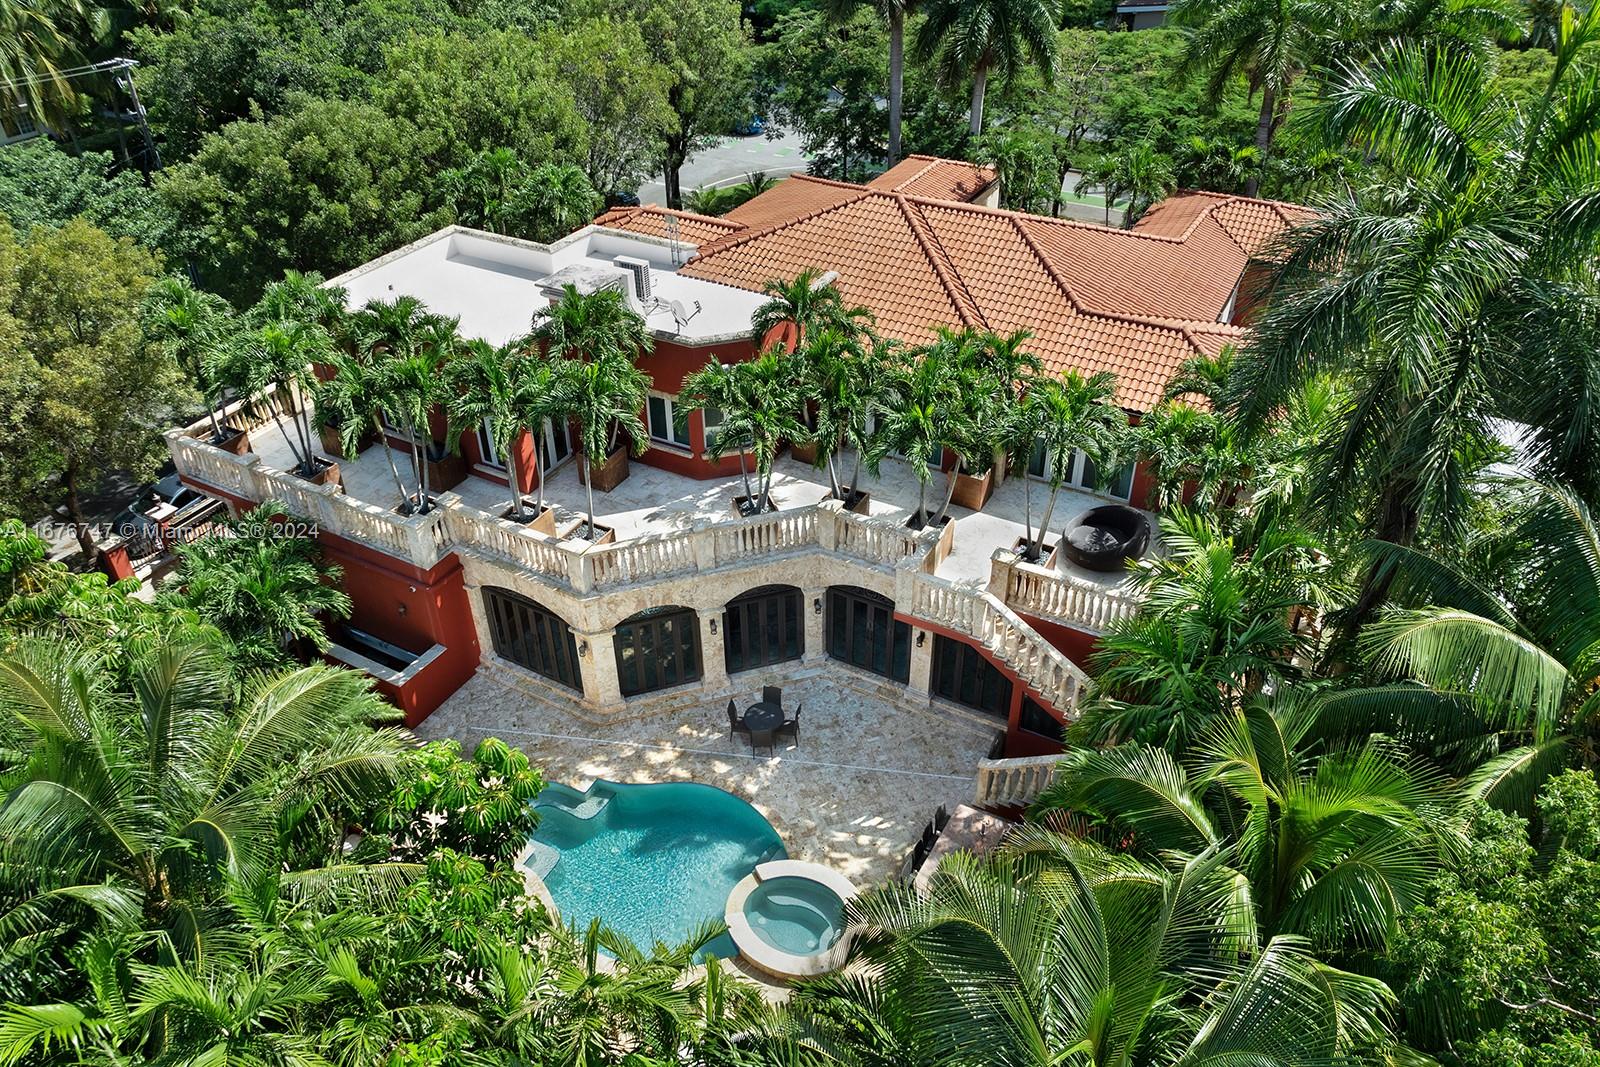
[583,453,598,539]
[505,434,524,519]
[735,442,753,504]
[969,62,989,137]
[534,430,549,518]
[373,416,409,506]
[1022,468,1035,559]
[849,438,865,500]
[935,455,962,524]
[1246,86,1276,197]
[1036,479,1065,561]
[915,476,928,527]
[888,9,905,163]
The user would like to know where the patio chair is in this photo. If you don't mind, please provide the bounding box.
[776,703,802,746]
[763,685,783,708]
[727,700,751,741]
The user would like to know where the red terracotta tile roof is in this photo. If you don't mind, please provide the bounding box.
[591,205,743,246]
[722,174,864,230]
[866,154,998,202]
[678,177,1312,411]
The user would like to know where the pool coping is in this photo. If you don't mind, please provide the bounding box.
[724,860,860,980]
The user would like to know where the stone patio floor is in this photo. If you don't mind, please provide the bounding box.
[415,668,1001,885]
[249,410,1152,592]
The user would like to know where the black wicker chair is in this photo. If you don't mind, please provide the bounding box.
[727,700,751,741]
[776,704,802,746]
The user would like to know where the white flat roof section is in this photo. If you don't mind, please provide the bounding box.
[328,226,767,347]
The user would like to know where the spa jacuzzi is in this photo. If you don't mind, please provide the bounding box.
[724,860,859,979]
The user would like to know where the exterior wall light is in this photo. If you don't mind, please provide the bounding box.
[709,618,718,636]
[813,597,823,615]
[915,630,926,648]
[577,640,589,657]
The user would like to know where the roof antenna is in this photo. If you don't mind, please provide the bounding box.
[665,214,684,267]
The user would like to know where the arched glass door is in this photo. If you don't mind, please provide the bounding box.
[825,586,910,683]
[724,585,803,674]
[483,587,583,692]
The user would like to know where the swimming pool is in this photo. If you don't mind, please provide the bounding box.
[526,780,786,958]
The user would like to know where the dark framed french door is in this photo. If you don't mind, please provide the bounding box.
[614,606,702,697]
[826,586,911,683]
[931,634,1012,718]
[483,587,583,693]
[724,585,804,674]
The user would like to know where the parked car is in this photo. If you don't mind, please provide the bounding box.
[117,473,202,538]
[733,115,765,136]
[605,189,641,208]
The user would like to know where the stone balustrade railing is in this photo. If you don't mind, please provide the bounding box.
[988,549,1141,634]
[171,418,1096,719]
[973,753,1062,808]
[906,570,1092,716]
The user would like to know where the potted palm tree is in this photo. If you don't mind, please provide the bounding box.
[532,285,653,507]
[1019,370,1125,564]
[142,276,252,455]
[315,352,415,511]
[681,350,805,516]
[443,338,561,532]
[228,321,342,488]
[873,338,961,546]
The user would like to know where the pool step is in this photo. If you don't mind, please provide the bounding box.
[534,781,614,821]
[524,838,561,880]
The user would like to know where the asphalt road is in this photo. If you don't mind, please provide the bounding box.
[637,136,1129,226]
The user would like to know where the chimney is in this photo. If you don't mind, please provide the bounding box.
[613,256,652,303]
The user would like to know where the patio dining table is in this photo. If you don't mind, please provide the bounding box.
[743,701,783,754]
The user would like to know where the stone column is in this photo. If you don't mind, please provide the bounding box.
[698,609,730,690]
[577,627,625,712]
[906,625,934,702]
[802,586,828,664]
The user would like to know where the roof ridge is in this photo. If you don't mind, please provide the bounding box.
[785,173,868,191]
[913,191,1215,246]
[897,195,987,329]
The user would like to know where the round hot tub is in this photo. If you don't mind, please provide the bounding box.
[725,860,859,979]
[745,876,845,954]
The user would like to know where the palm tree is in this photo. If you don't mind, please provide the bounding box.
[156,508,353,672]
[682,350,806,514]
[532,287,653,539]
[1075,142,1175,227]
[1020,369,1122,560]
[750,267,859,348]
[1319,481,1600,814]
[823,0,920,161]
[142,275,239,445]
[1071,510,1329,752]
[0,634,407,956]
[872,332,972,527]
[314,351,414,507]
[1226,28,1600,573]
[1038,698,1457,952]
[797,323,871,501]
[1167,0,1348,196]
[443,339,562,522]
[816,831,1395,1066]
[914,0,1057,137]
[252,269,349,334]
[0,0,101,126]
[227,320,336,478]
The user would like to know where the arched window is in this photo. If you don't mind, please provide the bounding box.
[723,584,804,675]
[483,588,583,693]
[614,605,701,697]
[825,586,910,683]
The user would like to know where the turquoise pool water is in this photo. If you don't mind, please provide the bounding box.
[744,875,845,954]
[527,780,786,958]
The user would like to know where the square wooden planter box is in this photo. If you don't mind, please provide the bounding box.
[562,518,616,544]
[733,494,780,517]
[790,440,819,464]
[426,449,468,493]
[831,487,871,514]
[505,504,559,535]
[319,422,378,459]
[1012,536,1059,568]
[195,426,251,455]
[578,447,630,492]
[908,512,956,569]
[949,467,995,511]
[295,458,341,491]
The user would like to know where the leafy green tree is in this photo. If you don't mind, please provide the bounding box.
[374,30,588,176]
[156,510,352,672]
[608,0,752,209]
[821,835,1395,1066]
[531,286,652,539]
[1388,771,1600,1064]
[822,0,920,163]
[542,16,676,195]
[914,0,1058,136]
[371,738,544,867]
[0,218,186,557]
[438,150,602,245]
[762,7,890,180]
[0,140,178,254]
[1039,698,1456,951]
